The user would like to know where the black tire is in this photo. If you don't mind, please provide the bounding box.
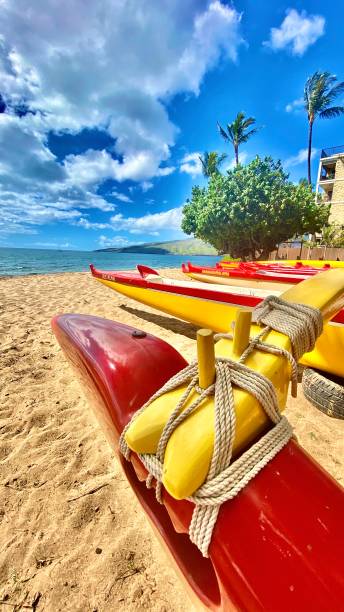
[302,368,344,419]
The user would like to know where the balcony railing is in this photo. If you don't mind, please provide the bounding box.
[320,145,344,158]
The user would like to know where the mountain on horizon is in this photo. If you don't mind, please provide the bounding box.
[95,238,217,255]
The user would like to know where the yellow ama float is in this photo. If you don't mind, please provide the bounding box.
[123,269,344,501]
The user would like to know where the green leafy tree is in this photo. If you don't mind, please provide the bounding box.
[198,151,227,178]
[182,156,329,260]
[304,71,344,184]
[217,112,259,165]
[321,223,344,247]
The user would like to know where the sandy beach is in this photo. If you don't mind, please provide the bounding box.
[0,269,343,611]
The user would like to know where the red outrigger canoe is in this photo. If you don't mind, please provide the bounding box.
[52,313,344,611]
[183,261,325,285]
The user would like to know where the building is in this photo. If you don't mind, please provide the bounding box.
[316,145,344,225]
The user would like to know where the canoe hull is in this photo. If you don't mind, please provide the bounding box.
[52,313,344,612]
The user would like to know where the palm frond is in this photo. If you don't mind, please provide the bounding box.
[235,111,245,123]
[218,152,228,164]
[199,150,227,177]
[326,81,344,102]
[242,116,256,129]
[218,111,259,154]
[303,71,344,119]
[319,106,344,119]
[226,124,235,141]
[239,128,259,143]
[217,122,230,142]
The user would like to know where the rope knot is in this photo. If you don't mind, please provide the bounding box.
[252,295,323,361]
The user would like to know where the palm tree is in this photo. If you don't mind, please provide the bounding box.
[217,112,258,165]
[304,71,344,184]
[198,151,227,178]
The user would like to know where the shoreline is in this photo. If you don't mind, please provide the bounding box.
[0,265,180,280]
[1,269,343,610]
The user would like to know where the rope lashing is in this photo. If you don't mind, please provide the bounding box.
[119,295,323,557]
[252,295,323,361]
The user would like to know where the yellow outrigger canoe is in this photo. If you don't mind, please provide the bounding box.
[90,265,344,379]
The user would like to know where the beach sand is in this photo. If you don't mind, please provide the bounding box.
[0,269,343,611]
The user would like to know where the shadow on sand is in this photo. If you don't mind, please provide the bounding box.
[120,304,197,340]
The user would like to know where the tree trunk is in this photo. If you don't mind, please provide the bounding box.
[234,144,239,166]
[307,121,313,185]
[257,249,271,261]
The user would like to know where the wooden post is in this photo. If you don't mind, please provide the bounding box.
[233,310,252,358]
[197,329,215,389]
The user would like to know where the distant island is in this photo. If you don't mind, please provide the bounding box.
[95,238,218,255]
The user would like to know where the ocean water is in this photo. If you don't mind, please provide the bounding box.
[0,247,220,277]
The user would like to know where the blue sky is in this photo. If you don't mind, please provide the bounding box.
[0,0,343,251]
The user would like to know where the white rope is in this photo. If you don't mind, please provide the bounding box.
[252,295,323,361]
[119,295,323,557]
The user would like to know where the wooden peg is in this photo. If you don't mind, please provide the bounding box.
[197,329,215,389]
[232,310,252,357]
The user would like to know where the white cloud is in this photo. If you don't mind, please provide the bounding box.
[0,116,114,234]
[110,206,183,234]
[98,235,132,248]
[75,206,183,238]
[157,166,176,177]
[64,149,118,188]
[0,1,244,234]
[0,184,83,236]
[75,217,111,230]
[129,229,160,236]
[284,147,318,168]
[108,190,132,203]
[141,181,154,192]
[226,151,248,169]
[264,9,325,56]
[34,241,74,248]
[180,152,203,176]
[285,97,304,113]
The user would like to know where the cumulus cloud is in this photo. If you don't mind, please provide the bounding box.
[0,0,244,234]
[284,147,318,168]
[110,207,183,234]
[75,217,111,230]
[76,205,184,237]
[98,235,132,248]
[285,97,304,113]
[264,9,325,56]
[180,152,203,176]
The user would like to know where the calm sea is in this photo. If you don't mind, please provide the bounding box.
[0,247,220,277]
